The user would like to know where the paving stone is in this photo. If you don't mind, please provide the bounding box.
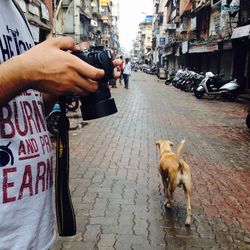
[97,234,116,247]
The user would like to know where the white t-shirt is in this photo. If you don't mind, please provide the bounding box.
[0,1,55,249]
[123,62,131,75]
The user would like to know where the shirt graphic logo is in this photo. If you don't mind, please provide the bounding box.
[0,142,14,167]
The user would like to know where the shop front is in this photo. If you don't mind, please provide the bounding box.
[231,24,250,91]
[187,41,233,78]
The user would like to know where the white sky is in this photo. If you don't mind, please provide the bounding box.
[119,0,153,52]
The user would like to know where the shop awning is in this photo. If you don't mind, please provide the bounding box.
[231,24,250,39]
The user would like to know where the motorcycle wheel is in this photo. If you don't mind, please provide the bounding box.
[222,92,237,101]
[246,113,250,129]
[46,111,61,136]
[67,98,79,112]
[165,79,171,85]
[184,83,190,92]
[194,89,204,99]
[189,83,195,92]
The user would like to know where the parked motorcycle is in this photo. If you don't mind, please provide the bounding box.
[194,72,240,100]
[171,69,185,88]
[183,72,204,92]
[66,94,79,112]
[165,72,175,85]
[46,103,61,136]
[46,95,80,136]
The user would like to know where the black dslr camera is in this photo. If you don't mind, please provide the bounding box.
[72,46,117,120]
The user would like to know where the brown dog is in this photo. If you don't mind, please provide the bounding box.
[155,140,192,226]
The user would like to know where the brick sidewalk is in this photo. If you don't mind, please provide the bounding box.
[52,72,250,250]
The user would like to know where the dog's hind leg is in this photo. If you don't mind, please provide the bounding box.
[162,177,169,207]
[164,185,173,208]
[183,183,192,226]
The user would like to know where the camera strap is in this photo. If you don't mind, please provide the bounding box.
[55,97,76,236]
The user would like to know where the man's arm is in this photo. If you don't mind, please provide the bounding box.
[0,37,122,108]
[0,37,104,107]
[0,56,30,106]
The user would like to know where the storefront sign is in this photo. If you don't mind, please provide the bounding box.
[160,37,166,46]
[221,0,240,12]
[189,44,205,53]
[205,43,218,52]
[99,0,108,6]
[231,24,250,39]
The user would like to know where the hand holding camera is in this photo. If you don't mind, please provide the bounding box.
[72,46,119,120]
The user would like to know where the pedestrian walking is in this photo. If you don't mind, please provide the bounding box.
[0,1,121,249]
[123,58,132,89]
[111,67,119,88]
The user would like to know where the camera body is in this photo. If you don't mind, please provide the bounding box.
[72,46,117,120]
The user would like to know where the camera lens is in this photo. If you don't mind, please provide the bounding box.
[72,47,118,120]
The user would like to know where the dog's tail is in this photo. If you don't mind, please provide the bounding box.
[178,159,185,175]
[176,140,185,161]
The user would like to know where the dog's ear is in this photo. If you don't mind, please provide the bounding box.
[155,140,161,147]
[169,141,174,147]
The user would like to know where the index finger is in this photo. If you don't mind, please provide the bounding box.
[72,55,105,80]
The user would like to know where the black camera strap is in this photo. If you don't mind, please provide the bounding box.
[55,97,76,236]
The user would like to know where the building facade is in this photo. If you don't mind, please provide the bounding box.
[16,0,120,52]
[16,0,53,43]
[137,0,250,92]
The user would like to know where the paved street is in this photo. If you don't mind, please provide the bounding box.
[52,71,250,250]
